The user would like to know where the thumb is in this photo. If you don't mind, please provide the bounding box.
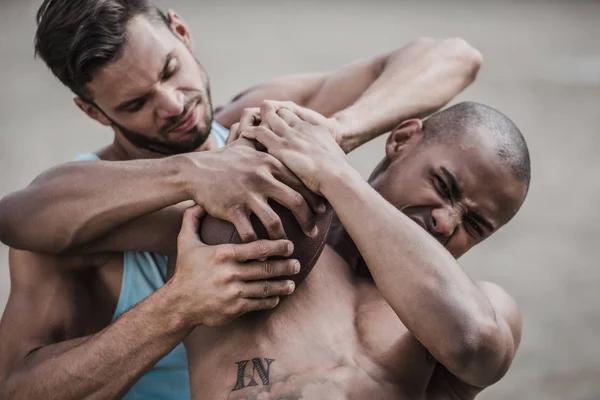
[226,123,241,144]
[178,205,206,246]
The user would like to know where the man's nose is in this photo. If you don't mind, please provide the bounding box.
[430,206,460,239]
[156,87,185,119]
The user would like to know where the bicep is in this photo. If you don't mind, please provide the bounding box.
[0,250,87,379]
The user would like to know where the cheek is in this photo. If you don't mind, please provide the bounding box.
[114,110,158,134]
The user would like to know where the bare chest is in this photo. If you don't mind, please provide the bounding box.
[185,248,437,400]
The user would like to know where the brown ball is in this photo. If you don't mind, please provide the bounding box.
[199,201,333,286]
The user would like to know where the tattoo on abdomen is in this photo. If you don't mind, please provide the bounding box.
[232,358,275,391]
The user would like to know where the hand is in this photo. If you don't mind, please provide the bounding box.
[241,107,349,196]
[179,139,325,242]
[227,100,350,153]
[170,206,300,327]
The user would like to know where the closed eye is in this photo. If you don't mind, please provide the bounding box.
[124,98,147,113]
[465,216,484,237]
[162,58,179,81]
[435,176,451,199]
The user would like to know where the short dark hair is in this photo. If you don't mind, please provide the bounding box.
[35,0,169,101]
[421,101,531,190]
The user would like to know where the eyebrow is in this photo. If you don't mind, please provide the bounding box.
[440,166,495,233]
[113,51,175,112]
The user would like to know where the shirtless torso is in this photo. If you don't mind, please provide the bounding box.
[186,246,476,400]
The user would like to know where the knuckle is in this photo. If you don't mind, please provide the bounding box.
[262,281,272,297]
[255,240,270,258]
[229,204,248,219]
[262,260,275,276]
[214,246,235,262]
[290,192,305,208]
[232,284,244,298]
[265,214,281,231]
[225,268,241,283]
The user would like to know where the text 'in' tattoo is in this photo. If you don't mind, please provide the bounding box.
[232,358,275,391]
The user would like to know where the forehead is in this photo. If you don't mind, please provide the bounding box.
[424,134,526,228]
[86,16,179,104]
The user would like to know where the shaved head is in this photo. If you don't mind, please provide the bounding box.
[421,102,531,191]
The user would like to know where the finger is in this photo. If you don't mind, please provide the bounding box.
[276,108,302,127]
[238,258,300,280]
[266,181,317,237]
[239,107,261,130]
[270,161,326,214]
[229,206,258,243]
[242,279,296,298]
[259,100,299,121]
[230,239,294,262]
[178,205,206,245]
[249,197,287,240]
[293,107,329,126]
[242,126,282,150]
[263,108,293,137]
[226,123,241,144]
[240,297,281,313]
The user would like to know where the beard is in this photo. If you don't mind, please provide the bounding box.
[111,88,214,155]
[112,105,213,155]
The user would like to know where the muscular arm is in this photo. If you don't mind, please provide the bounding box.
[0,156,190,253]
[321,168,520,388]
[0,250,191,400]
[217,37,482,152]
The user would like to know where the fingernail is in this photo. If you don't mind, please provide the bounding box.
[287,281,296,293]
[293,260,301,274]
[317,203,326,214]
[287,242,294,255]
[309,226,319,238]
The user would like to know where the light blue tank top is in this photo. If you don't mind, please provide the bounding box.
[75,121,229,399]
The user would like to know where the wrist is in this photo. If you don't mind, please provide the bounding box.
[333,111,371,154]
[159,279,198,332]
[169,152,211,203]
[319,162,363,201]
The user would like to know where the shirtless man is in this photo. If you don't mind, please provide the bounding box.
[0,0,482,398]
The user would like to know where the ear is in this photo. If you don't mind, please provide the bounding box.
[167,10,194,51]
[385,119,423,160]
[74,97,111,127]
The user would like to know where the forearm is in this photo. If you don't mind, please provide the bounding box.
[322,168,498,367]
[0,155,195,253]
[0,283,192,400]
[215,73,327,128]
[333,38,483,152]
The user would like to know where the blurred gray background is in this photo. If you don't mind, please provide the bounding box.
[1,0,599,399]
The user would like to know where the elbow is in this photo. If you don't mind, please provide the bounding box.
[445,318,511,386]
[409,36,483,84]
[445,37,483,82]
